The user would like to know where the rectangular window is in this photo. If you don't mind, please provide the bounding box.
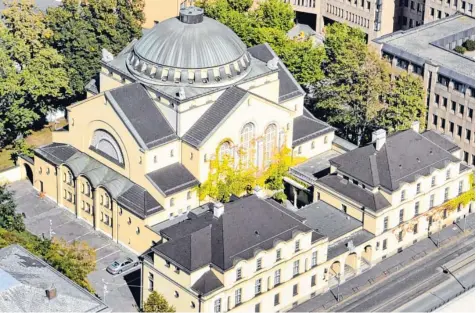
[430,194,435,208]
[460,104,465,115]
[452,101,457,112]
[236,268,242,280]
[443,209,448,219]
[440,118,446,129]
[383,239,387,250]
[274,293,280,306]
[432,114,438,126]
[415,201,419,216]
[342,204,347,213]
[411,0,415,8]
[311,251,318,267]
[276,249,281,261]
[443,97,448,108]
[256,258,262,271]
[435,94,440,105]
[446,169,451,180]
[398,231,403,242]
[148,273,154,291]
[466,129,471,141]
[399,209,404,224]
[464,152,469,163]
[293,284,299,296]
[214,299,221,313]
[458,180,463,194]
[295,240,300,252]
[444,187,449,201]
[458,126,463,137]
[429,215,433,227]
[235,289,242,305]
[413,223,418,234]
[311,275,316,287]
[383,216,389,231]
[450,122,455,134]
[255,279,262,295]
[293,260,300,277]
[416,183,421,194]
[431,176,436,187]
[401,190,406,202]
[255,303,260,313]
[274,269,281,285]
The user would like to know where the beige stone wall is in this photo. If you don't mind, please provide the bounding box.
[424,0,475,22]
[117,208,161,254]
[143,0,182,29]
[145,141,181,173]
[32,157,58,201]
[293,132,334,159]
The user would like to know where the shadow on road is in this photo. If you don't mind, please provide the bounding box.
[123,268,141,308]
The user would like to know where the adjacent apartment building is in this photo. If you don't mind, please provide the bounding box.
[424,0,474,23]
[373,14,475,165]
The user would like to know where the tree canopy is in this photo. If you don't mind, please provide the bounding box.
[0,185,25,232]
[143,291,176,313]
[0,0,70,145]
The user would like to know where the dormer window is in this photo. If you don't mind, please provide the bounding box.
[401,190,406,202]
[201,70,208,83]
[174,70,181,83]
[188,70,195,84]
[295,240,300,252]
[161,68,169,82]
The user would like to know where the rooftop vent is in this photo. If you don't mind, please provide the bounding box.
[179,6,204,24]
[213,202,224,218]
[46,285,57,300]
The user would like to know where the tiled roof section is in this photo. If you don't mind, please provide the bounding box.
[85,78,99,95]
[0,245,108,312]
[106,83,178,150]
[422,130,460,152]
[182,87,248,148]
[35,143,162,218]
[295,201,362,241]
[327,229,374,259]
[292,114,334,147]
[318,175,391,212]
[146,163,199,197]
[329,129,461,191]
[191,270,224,295]
[153,195,321,273]
[248,43,305,102]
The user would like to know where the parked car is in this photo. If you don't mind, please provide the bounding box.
[106,257,139,275]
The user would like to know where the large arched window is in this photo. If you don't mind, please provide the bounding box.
[219,141,232,161]
[90,129,124,165]
[264,124,277,166]
[240,123,255,166]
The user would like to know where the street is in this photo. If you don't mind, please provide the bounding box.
[8,180,141,312]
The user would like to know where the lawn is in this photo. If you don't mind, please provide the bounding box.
[0,119,67,170]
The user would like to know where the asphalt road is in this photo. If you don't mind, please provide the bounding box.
[328,235,475,312]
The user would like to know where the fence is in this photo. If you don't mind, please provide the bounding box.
[428,283,475,312]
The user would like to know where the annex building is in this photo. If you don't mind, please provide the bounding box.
[16,6,474,312]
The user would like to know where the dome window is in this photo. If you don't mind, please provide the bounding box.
[149,66,157,77]
[188,70,195,84]
[234,62,241,75]
[213,68,221,82]
[174,70,181,83]
[161,68,169,82]
[240,58,246,68]
[140,61,147,72]
[201,69,208,83]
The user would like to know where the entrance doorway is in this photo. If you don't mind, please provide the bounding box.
[24,163,33,184]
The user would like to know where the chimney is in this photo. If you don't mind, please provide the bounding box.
[411,120,420,133]
[213,202,224,218]
[46,285,57,300]
[253,185,265,199]
[372,129,386,151]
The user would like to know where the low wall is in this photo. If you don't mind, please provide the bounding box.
[0,165,21,184]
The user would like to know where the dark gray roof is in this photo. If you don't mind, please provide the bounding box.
[106,83,178,150]
[153,195,322,272]
[133,16,247,69]
[374,14,474,86]
[293,112,334,146]
[248,43,305,102]
[146,163,199,197]
[35,143,162,218]
[327,229,375,260]
[329,129,461,191]
[422,130,460,152]
[318,175,391,212]
[191,270,224,295]
[0,245,108,312]
[182,87,248,148]
[85,78,99,95]
[290,149,342,185]
[296,201,362,241]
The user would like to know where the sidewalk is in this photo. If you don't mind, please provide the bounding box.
[290,214,475,312]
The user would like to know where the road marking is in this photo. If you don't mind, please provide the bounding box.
[53,219,75,229]
[95,250,120,263]
[68,230,93,243]
[95,243,112,251]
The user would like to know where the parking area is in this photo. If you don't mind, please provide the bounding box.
[8,180,141,312]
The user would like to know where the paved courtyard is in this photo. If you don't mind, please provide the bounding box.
[8,180,141,312]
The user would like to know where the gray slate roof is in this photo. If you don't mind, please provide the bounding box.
[35,143,162,218]
[327,229,374,260]
[146,163,199,197]
[318,175,391,212]
[421,130,460,152]
[106,83,178,150]
[295,201,362,241]
[191,270,224,295]
[374,14,475,87]
[0,245,108,312]
[153,195,323,273]
[292,109,334,146]
[248,43,305,102]
[182,87,248,148]
[329,129,461,191]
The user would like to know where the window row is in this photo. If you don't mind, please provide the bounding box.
[436,74,475,96]
[432,115,474,142]
[434,93,474,119]
[326,4,371,28]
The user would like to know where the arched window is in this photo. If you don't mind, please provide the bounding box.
[264,124,277,165]
[219,141,232,160]
[91,129,124,165]
[240,123,255,166]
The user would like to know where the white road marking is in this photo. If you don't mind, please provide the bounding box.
[95,243,112,251]
[95,250,120,263]
[68,230,93,243]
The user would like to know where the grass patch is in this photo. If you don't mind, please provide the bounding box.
[0,118,67,170]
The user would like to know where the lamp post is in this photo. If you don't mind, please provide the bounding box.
[336,273,341,302]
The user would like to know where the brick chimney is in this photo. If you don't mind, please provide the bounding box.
[46,285,57,300]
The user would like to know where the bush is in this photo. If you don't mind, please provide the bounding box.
[454,45,467,54]
[272,191,287,203]
[463,39,475,51]
[143,291,175,312]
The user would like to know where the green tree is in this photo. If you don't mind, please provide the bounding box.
[252,0,295,32]
[0,228,51,256]
[0,185,25,232]
[0,0,70,145]
[379,72,426,133]
[45,238,96,292]
[10,138,34,163]
[143,291,176,312]
[228,0,253,12]
[46,0,144,99]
